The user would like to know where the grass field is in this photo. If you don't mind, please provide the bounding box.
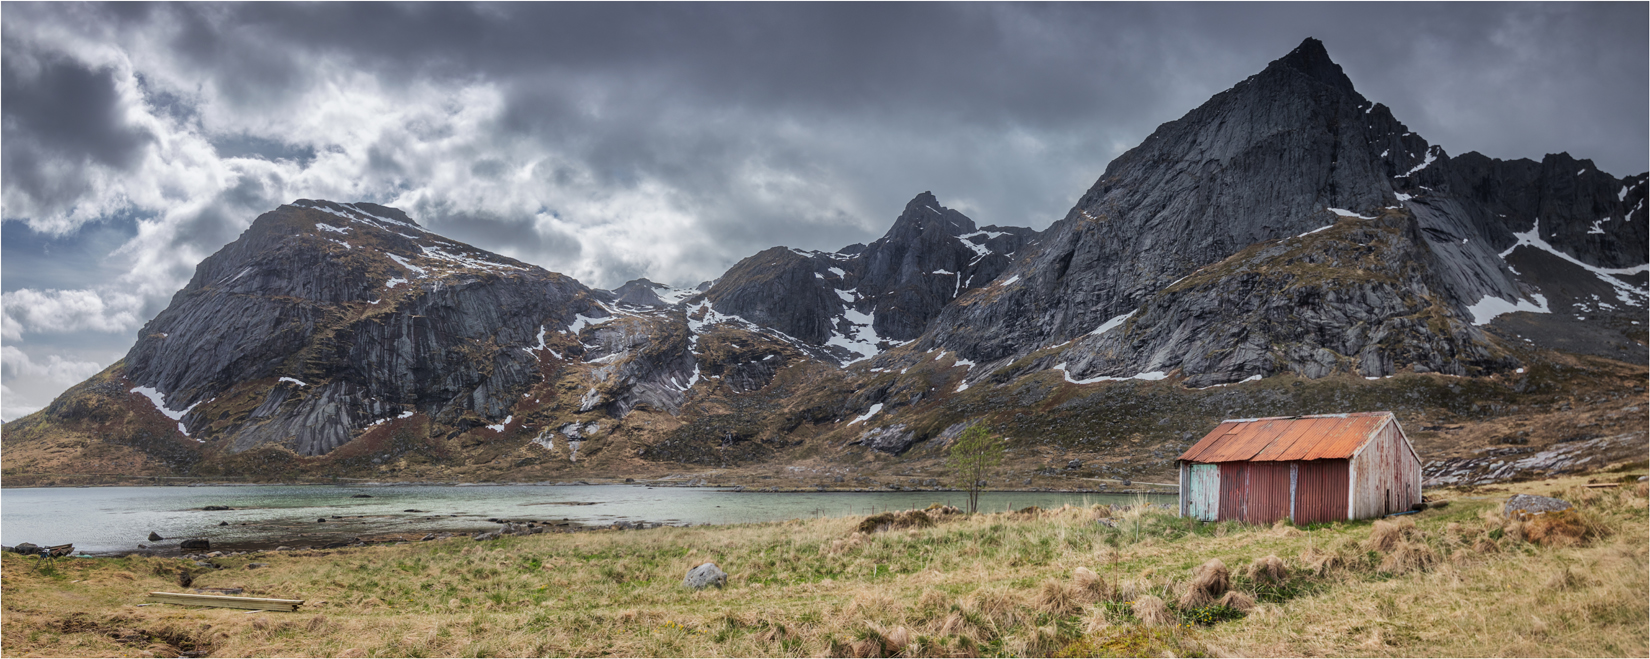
[3,470,1645,658]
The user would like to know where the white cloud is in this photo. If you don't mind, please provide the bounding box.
[0,383,42,421]
[0,346,110,421]
[1,288,147,340]
[1,345,105,382]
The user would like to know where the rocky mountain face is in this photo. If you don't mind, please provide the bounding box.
[921,38,1646,384]
[6,38,1644,483]
[704,191,1035,362]
[120,200,608,456]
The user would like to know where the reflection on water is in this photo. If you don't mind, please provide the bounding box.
[1,484,1172,555]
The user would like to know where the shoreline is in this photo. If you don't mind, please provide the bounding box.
[0,480,1175,495]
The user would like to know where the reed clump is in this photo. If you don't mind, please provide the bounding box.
[1178,559,1230,608]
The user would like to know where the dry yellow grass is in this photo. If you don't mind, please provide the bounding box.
[2,471,1645,657]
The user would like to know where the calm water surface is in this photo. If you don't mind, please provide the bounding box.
[2,484,1171,555]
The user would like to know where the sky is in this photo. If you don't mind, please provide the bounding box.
[2,2,1646,421]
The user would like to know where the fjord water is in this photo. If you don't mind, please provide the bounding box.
[2,485,1170,555]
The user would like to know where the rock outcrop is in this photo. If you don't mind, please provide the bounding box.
[704,192,1035,362]
[119,200,608,456]
[924,38,1646,386]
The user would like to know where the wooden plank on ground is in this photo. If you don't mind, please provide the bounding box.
[145,592,304,611]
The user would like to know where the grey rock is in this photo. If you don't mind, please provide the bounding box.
[920,38,1640,384]
[607,278,678,308]
[1424,433,1642,487]
[148,531,163,541]
[1504,494,1573,519]
[682,562,728,589]
[12,543,39,555]
[703,192,1036,356]
[854,424,919,455]
[118,200,606,456]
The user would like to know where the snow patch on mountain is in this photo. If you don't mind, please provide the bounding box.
[129,386,204,438]
[1499,219,1648,307]
[1327,208,1375,220]
[1050,363,1168,385]
[1466,293,1550,325]
[827,305,886,363]
[848,403,883,425]
[1089,310,1135,336]
[1398,146,1439,177]
[388,254,427,277]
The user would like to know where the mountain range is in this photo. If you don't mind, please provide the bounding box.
[5,39,1645,487]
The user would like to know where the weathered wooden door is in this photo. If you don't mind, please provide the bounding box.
[1186,463,1220,521]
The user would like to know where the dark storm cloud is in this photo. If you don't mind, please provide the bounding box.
[1,41,153,216]
[408,199,584,265]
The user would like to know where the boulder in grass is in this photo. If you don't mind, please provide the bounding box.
[682,562,727,589]
[1504,494,1572,520]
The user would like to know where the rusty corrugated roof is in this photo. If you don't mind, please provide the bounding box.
[1179,412,1394,463]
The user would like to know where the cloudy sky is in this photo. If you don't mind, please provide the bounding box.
[2,2,1646,420]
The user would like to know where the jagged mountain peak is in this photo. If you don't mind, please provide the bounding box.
[925,37,1647,383]
[879,191,977,244]
[292,199,422,228]
[1267,37,1356,94]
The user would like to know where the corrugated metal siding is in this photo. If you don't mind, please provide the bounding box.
[1246,462,1292,523]
[1216,462,1291,524]
[1349,420,1423,519]
[1293,459,1349,524]
[1180,413,1395,464]
[1199,419,1278,463]
[1250,418,1320,461]
[1302,416,1383,461]
[1273,419,1341,461]
[1186,463,1220,521]
[1180,422,1237,462]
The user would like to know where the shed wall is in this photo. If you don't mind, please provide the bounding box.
[1217,462,1291,524]
[1292,459,1350,524]
[1349,421,1422,519]
[1185,463,1220,521]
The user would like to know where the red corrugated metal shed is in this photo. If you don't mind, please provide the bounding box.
[1178,412,1396,463]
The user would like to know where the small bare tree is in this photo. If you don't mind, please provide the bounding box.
[947,424,1003,514]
